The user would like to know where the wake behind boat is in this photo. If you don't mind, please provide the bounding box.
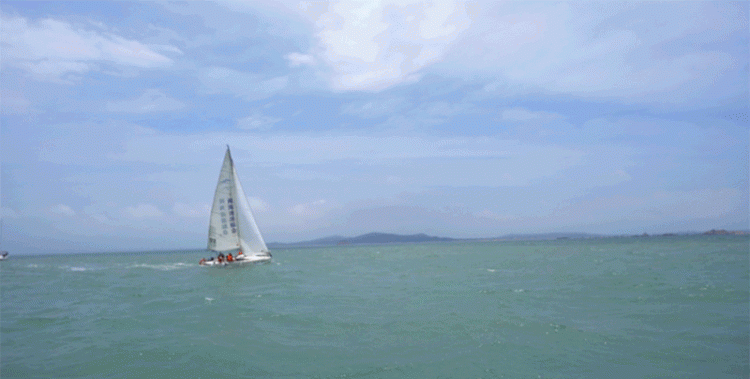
[200,146,271,267]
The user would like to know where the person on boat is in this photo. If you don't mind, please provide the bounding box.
[199,258,206,265]
[218,255,224,263]
[227,253,234,262]
[237,249,244,258]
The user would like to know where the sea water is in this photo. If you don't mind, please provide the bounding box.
[1,236,748,378]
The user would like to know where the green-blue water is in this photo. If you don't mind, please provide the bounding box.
[2,236,748,378]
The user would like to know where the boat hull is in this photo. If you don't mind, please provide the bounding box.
[236,254,272,263]
[200,254,271,266]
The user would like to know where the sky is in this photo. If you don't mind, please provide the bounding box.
[1,1,748,254]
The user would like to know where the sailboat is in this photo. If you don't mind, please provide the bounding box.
[202,146,271,266]
[0,219,7,261]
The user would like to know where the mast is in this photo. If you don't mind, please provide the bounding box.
[227,146,244,246]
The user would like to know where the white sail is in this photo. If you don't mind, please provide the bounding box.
[233,167,269,254]
[207,149,240,252]
[207,147,269,258]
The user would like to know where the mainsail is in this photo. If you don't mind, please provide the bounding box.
[207,147,268,255]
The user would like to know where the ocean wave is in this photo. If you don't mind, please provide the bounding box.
[55,265,93,272]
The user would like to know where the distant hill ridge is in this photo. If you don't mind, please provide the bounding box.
[348,232,454,244]
[269,231,601,247]
[269,232,454,247]
[267,229,749,248]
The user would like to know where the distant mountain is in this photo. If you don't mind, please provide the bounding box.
[701,229,748,236]
[347,232,454,244]
[489,232,605,241]
[267,229,748,248]
[268,232,454,247]
[268,231,607,247]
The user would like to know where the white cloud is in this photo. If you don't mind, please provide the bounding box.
[123,203,164,218]
[307,1,472,91]
[106,89,186,113]
[450,2,747,105]
[21,61,91,84]
[172,203,211,218]
[0,15,176,82]
[285,52,316,67]
[289,199,327,216]
[302,1,742,101]
[236,111,282,130]
[50,204,76,217]
[148,44,184,56]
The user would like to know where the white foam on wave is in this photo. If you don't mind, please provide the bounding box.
[129,262,190,271]
[487,269,496,273]
[58,264,108,272]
